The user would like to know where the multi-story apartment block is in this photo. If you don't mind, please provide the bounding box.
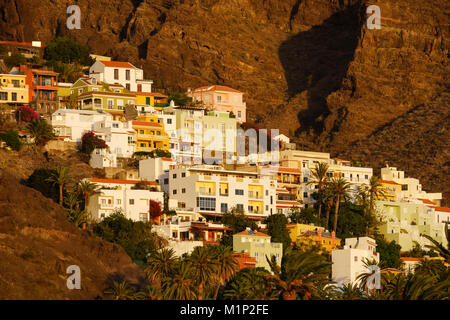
[332,237,380,286]
[187,85,247,123]
[168,165,277,221]
[89,60,153,92]
[0,73,29,105]
[134,91,169,110]
[18,65,59,117]
[275,187,303,215]
[375,199,447,251]
[279,150,372,206]
[92,118,136,156]
[164,105,204,164]
[72,77,136,121]
[233,228,283,272]
[201,111,237,163]
[133,114,170,152]
[327,158,373,197]
[87,178,163,222]
[51,109,110,143]
[380,166,442,205]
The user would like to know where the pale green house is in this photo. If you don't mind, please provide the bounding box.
[233,229,282,272]
[375,200,447,251]
[70,78,136,120]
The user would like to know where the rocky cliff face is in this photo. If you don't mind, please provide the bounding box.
[0,148,146,299]
[0,0,448,203]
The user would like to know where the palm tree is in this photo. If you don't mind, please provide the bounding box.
[67,208,89,228]
[64,192,79,210]
[223,267,276,300]
[145,248,178,284]
[306,162,329,223]
[103,281,137,300]
[421,222,450,263]
[46,166,72,206]
[76,179,99,210]
[265,248,332,300]
[367,176,386,215]
[322,184,335,230]
[328,178,351,233]
[338,282,364,300]
[187,246,218,300]
[356,258,381,293]
[26,118,54,145]
[162,262,197,300]
[209,245,238,300]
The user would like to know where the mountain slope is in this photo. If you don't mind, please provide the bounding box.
[0,0,448,202]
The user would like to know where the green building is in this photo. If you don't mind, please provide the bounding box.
[375,200,447,251]
[233,229,282,272]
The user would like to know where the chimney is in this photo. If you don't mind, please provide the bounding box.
[331,231,336,246]
[317,228,322,243]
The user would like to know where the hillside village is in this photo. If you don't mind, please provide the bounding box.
[0,38,449,300]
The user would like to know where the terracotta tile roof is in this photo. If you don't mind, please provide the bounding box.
[100,61,136,68]
[89,178,156,185]
[263,166,301,174]
[31,69,58,75]
[161,157,173,161]
[380,180,401,185]
[0,40,34,46]
[192,85,241,93]
[430,206,450,213]
[132,91,168,97]
[234,230,271,237]
[400,257,422,262]
[418,198,436,205]
[190,225,232,231]
[132,120,162,127]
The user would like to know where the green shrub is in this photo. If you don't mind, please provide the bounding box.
[0,130,22,151]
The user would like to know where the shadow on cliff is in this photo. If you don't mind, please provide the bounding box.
[279,3,364,136]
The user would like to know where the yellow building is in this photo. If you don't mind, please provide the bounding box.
[133,114,169,152]
[286,223,341,253]
[133,92,168,108]
[0,73,29,104]
[378,180,402,201]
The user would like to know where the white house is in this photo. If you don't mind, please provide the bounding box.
[168,164,277,220]
[89,60,153,93]
[86,178,164,222]
[332,237,380,286]
[92,118,136,158]
[51,109,110,143]
[139,157,176,193]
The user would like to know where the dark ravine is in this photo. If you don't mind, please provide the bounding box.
[0,0,448,205]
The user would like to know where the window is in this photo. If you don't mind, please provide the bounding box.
[326,172,333,177]
[173,174,177,179]
[125,70,130,80]
[303,177,308,182]
[11,92,17,101]
[117,199,121,205]
[221,203,228,213]
[107,99,114,109]
[0,92,7,100]
[266,190,268,196]
[235,189,244,195]
[217,95,222,103]
[126,83,130,91]
[146,97,151,105]
[181,172,186,178]
[402,184,408,191]
[173,189,177,195]
[354,256,358,262]
[114,69,119,80]
[365,175,369,179]
[112,123,119,128]
[139,213,148,222]
[182,188,186,193]
[236,204,244,211]
[197,197,216,211]
[238,111,241,118]
[129,199,134,205]
[164,178,169,184]
[303,192,308,198]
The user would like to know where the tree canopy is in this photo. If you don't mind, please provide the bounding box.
[44,37,95,66]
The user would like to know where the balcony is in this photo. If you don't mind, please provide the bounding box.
[248,192,263,199]
[137,134,169,140]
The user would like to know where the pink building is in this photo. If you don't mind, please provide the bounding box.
[187,85,246,123]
